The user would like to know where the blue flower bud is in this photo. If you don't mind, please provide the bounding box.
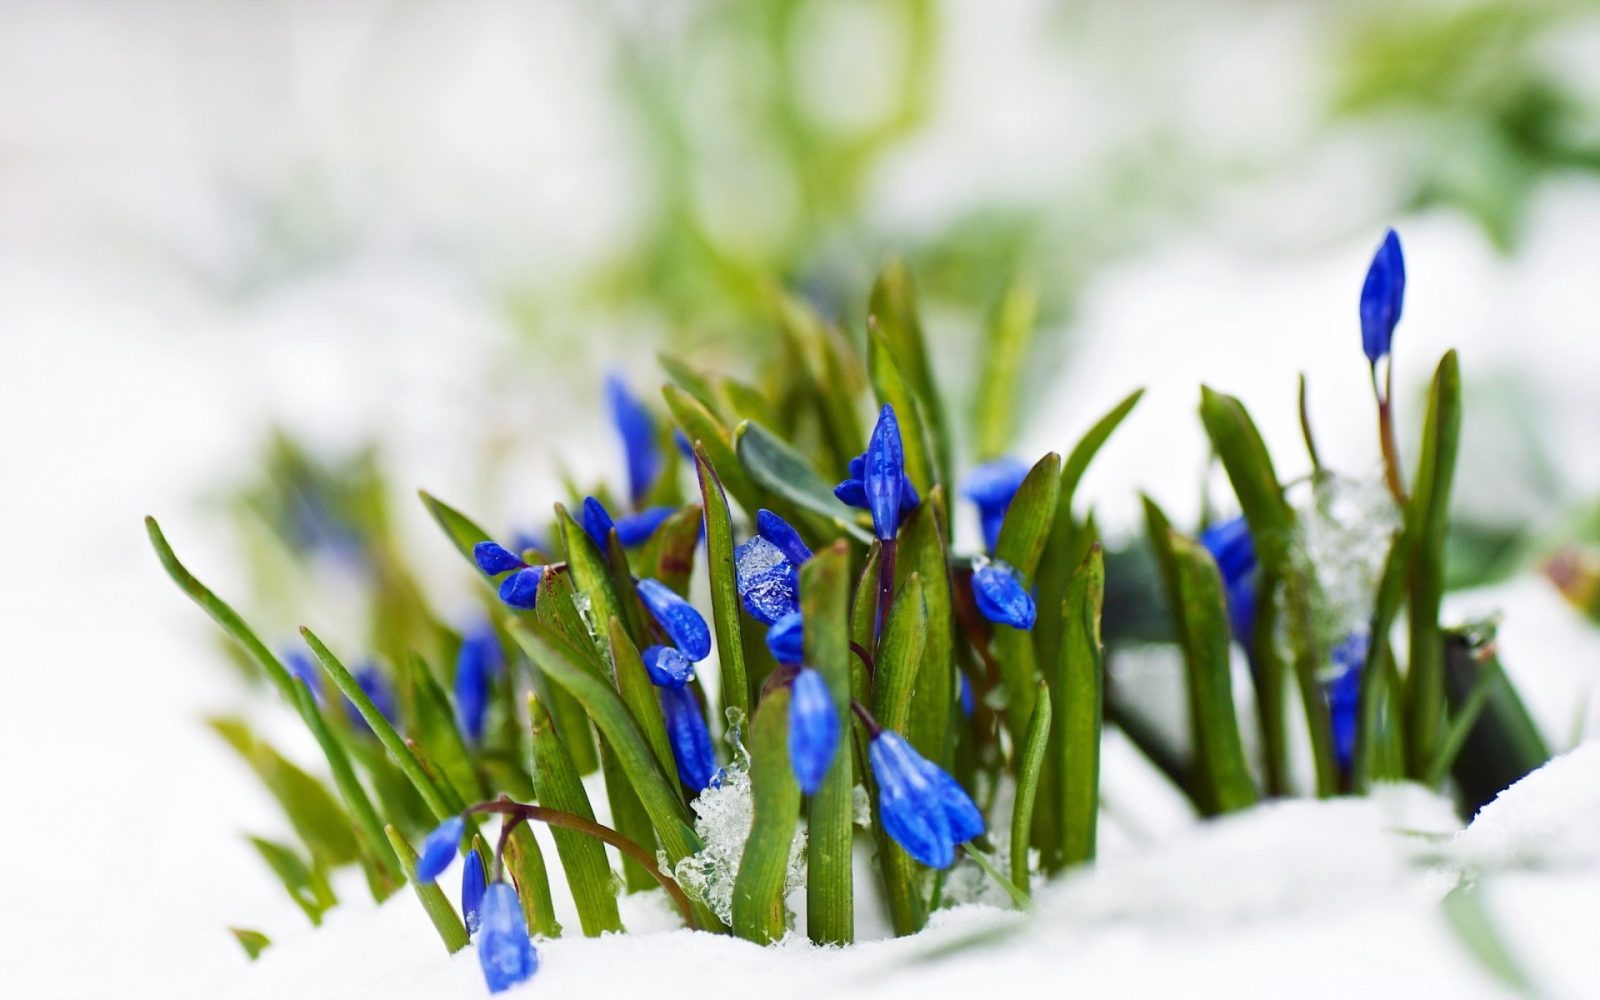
[868,730,984,869]
[756,509,812,566]
[962,457,1030,554]
[416,815,464,883]
[498,566,544,610]
[615,506,676,547]
[474,541,525,576]
[346,662,398,732]
[456,622,501,744]
[477,881,540,993]
[284,649,323,704]
[766,611,805,665]
[660,684,717,792]
[835,431,919,528]
[865,404,909,540]
[1359,228,1405,364]
[735,536,800,625]
[607,373,662,505]
[1327,631,1368,772]
[971,561,1036,630]
[959,674,975,718]
[643,644,694,688]
[637,578,711,660]
[788,668,839,795]
[582,496,616,550]
[1202,516,1257,645]
[461,850,487,936]
[832,477,868,508]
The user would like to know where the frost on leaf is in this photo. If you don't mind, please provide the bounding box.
[1288,474,1399,680]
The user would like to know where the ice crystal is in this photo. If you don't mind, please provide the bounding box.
[671,755,807,927]
[1289,474,1399,679]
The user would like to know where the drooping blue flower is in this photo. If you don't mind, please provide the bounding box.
[615,506,677,546]
[963,457,1030,554]
[643,644,695,688]
[766,611,805,665]
[971,561,1037,630]
[582,496,616,549]
[756,509,812,566]
[1359,228,1405,364]
[868,730,984,869]
[416,815,465,883]
[461,850,487,936]
[834,406,919,537]
[498,566,544,610]
[477,881,540,993]
[346,661,398,732]
[637,578,712,661]
[660,684,717,792]
[959,674,975,718]
[1201,516,1258,645]
[456,622,502,744]
[474,541,526,576]
[607,373,662,505]
[1327,631,1368,772]
[284,649,323,704]
[788,668,839,795]
[735,535,801,625]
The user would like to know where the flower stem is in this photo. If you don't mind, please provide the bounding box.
[1373,363,1407,506]
[876,538,898,639]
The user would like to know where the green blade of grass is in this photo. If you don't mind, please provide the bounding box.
[873,572,928,935]
[248,835,337,926]
[1010,681,1051,894]
[665,384,763,519]
[1051,544,1104,872]
[527,693,623,936]
[608,617,677,785]
[869,260,952,496]
[418,490,496,568]
[504,824,562,938]
[209,718,361,867]
[384,824,469,954]
[734,420,874,542]
[229,928,272,961]
[532,568,602,775]
[693,443,751,725]
[972,280,1038,462]
[992,453,1062,744]
[731,687,802,944]
[801,540,854,945]
[868,329,939,497]
[898,490,955,765]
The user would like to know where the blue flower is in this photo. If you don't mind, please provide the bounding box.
[416,815,465,883]
[971,561,1036,630]
[345,662,398,732]
[868,731,984,869]
[497,567,544,610]
[1327,631,1368,772]
[735,535,801,625]
[461,851,487,936]
[607,373,662,505]
[756,509,812,565]
[616,506,677,546]
[582,496,616,550]
[637,578,712,661]
[835,405,919,538]
[477,881,540,993]
[284,649,323,704]
[456,622,502,745]
[643,644,695,688]
[1201,516,1257,645]
[963,457,1029,554]
[1359,228,1405,364]
[766,611,805,665]
[660,684,717,792]
[474,541,525,576]
[788,668,839,795]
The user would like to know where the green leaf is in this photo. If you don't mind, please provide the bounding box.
[527,694,624,936]
[532,569,602,776]
[1050,544,1104,872]
[1352,532,1409,791]
[868,330,939,497]
[1442,883,1535,997]
[993,453,1062,744]
[384,824,469,954]
[731,688,803,944]
[897,491,955,764]
[248,836,337,926]
[775,294,866,476]
[209,719,361,867]
[1405,351,1462,779]
[801,541,854,945]
[229,928,272,960]
[504,825,562,938]
[600,738,660,894]
[872,572,928,935]
[1010,681,1051,894]
[664,384,762,519]
[418,490,495,568]
[657,353,722,415]
[407,652,487,807]
[1197,387,1294,569]
[608,618,677,785]
[869,260,952,496]
[1059,388,1145,515]
[693,443,751,724]
[734,420,874,542]
[973,281,1038,462]
[555,504,627,653]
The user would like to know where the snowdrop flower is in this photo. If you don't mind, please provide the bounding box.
[477,881,540,993]
[456,622,502,745]
[971,561,1036,630]
[642,644,694,688]
[660,684,717,792]
[1327,631,1368,772]
[766,611,805,665]
[962,456,1029,554]
[607,373,662,505]
[1201,516,1258,645]
[869,730,984,869]
[1359,229,1405,364]
[415,815,465,883]
[461,851,487,936]
[637,578,712,660]
[787,668,839,795]
[835,404,919,539]
[473,541,544,611]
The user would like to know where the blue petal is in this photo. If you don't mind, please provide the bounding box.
[735,536,800,625]
[661,684,717,792]
[756,509,812,566]
[456,630,496,745]
[962,457,1029,510]
[461,851,487,936]
[869,731,954,869]
[474,541,525,576]
[615,506,676,547]
[346,663,397,732]
[284,649,323,704]
[865,404,908,540]
[972,562,1037,630]
[833,479,868,509]
[416,816,465,883]
[959,674,975,718]
[607,373,662,505]
[643,644,695,688]
[1359,228,1405,364]
[637,578,712,660]
[498,566,543,610]
[1200,516,1256,589]
[788,669,840,795]
[1327,632,1368,772]
[582,496,616,550]
[478,881,540,993]
[848,454,866,480]
[766,611,805,665]
[923,759,985,843]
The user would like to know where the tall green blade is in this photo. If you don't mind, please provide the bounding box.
[897,491,955,764]
[731,688,802,943]
[1010,681,1051,893]
[801,541,854,944]
[504,824,562,938]
[869,260,952,494]
[384,825,469,954]
[872,572,928,935]
[992,453,1062,744]
[608,618,676,782]
[528,694,623,936]
[418,490,495,569]
[693,443,750,725]
[868,330,939,496]
[1197,386,1294,568]
[1051,544,1104,872]
[665,384,763,519]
